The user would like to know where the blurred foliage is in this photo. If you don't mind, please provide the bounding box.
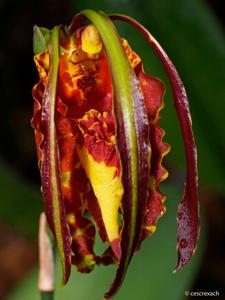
[0,159,41,238]
[0,0,224,299]
[8,184,204,300]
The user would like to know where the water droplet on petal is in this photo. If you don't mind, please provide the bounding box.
[178,212,183,220]
[180,238,188,249]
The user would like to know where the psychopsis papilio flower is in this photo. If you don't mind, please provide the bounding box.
[32,9,199,299]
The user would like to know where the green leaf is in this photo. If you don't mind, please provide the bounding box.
[33,25,50,55]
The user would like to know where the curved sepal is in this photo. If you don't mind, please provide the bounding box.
[70,10,150,299]
[33,26,72,284]
[110,14,200,272]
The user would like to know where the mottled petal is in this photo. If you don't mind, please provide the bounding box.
[138,70,165,123]
[57,26,124,260]
[76,109,123,259]
[141,124,170,241]
[31,81,44,164]
[121,38,141,69]
[34,50,49,83]
[56,114,98,272]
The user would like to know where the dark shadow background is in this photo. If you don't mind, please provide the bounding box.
[0,0,225,299]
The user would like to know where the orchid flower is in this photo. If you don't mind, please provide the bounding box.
[32,9,199,299]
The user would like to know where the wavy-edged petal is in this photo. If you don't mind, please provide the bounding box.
[122,41,170,243]
[138,69,170,242]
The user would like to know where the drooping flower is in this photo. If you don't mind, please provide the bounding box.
[32,9,199,299]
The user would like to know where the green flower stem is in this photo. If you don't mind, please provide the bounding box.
[40,291,54,300]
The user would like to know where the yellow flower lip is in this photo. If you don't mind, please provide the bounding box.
[81,24,103,55]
